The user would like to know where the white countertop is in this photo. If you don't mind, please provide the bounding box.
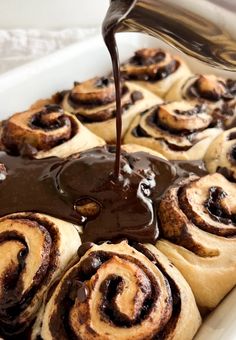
[0,28,99,74]
[0,0,108,74]
[0,0,109,28]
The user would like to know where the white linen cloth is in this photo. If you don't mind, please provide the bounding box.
[0,28,99,74]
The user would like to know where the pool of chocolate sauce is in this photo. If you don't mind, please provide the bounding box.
[0,147,206,244]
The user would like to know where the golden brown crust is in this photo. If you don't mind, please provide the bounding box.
[35,241,201,340]
[124,101,222,160]
[2,104,73,151]
[70,77,116,105]
[157,173,236,309]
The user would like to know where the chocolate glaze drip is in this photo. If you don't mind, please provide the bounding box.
[0,147,206,244]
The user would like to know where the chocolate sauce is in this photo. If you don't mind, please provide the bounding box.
[102,20,123,179]
[0,147,205,244]
[77,242,95,258]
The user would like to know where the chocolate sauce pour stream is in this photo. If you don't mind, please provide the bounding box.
[103,32,122,178]
[103,0,236,71]
[102,0,136,178]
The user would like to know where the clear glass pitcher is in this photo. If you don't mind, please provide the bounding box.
[103,0,236,71]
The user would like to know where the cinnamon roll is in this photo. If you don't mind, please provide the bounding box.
[1,104,105,158]
[34,241,201,340]
[0,212,81,338]
[157,173,236,309]
[166,74,236,128]
[62,76,161,142]
[124,101,222,160]
[120,48,191,97]
[205,128,236,181]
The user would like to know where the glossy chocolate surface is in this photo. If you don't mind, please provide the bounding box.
[0,147,206,244]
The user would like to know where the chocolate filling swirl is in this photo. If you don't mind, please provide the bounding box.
[158,173,236,257]
[130,101,220,154]
[172,75,236,129]
[121,48,180,82]
[185,75,236,102]
[0,213,61,337]
[69,77,117,106]
[63,76,143,123]
[1,104,77,156]
[36,241,200,340]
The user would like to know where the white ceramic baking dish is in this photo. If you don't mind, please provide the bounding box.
[0,32,235,339]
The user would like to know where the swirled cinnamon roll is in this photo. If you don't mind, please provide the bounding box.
[1,104,105,158]
[157,173,236,309]
[0,212,81,338]
[124,101,222,160]
[205,128,236,181]
[120,48,191,97]
[166,74,236,128]
[62,76,161,142]
[34,241,201,340]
